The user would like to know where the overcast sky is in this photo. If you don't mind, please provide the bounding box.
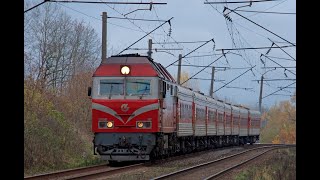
[25,0,296,109]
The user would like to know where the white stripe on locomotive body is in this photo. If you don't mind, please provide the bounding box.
[92,102,159,124]
[92,102,125,123]
[126,103,159,123]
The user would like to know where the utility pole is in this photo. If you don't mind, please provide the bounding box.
[177,54,182,85]
[147,39,153,58]
[102,12,107,63]
[210,66,215,97]
[259,75,264,112]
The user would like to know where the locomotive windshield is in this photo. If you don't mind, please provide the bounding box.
[99,80,124,95]
[126,79,150,96]
[98,78,151,97]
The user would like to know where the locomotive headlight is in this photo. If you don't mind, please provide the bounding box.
[137,122,144,128]
[107,121,113,128]
[121,66,130,75]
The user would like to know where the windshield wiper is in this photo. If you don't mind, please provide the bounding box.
[130,81,150,85]
[139,86,149,99]
[108,85,113,99]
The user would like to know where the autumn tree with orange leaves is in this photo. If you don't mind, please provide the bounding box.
[177,71,200,91]
[260,92,296,144]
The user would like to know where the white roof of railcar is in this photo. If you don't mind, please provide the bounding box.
[206,96,217,106]
[215,99,225,111]
[238,106,249,116]
[249,109,261,117]
[177,86,193,96]
[194,91,207,100]
[231,105,241,114]
[224,103,232,113]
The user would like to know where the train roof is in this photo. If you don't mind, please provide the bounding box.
[231,105,241,112]
[95,54,255,111]
[249,109,261,116]
[94,54,176,82]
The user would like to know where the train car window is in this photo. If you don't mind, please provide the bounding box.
[209,110,216,122]
[180,103,183,119]
[162,81,166,98]
[126,79,151,95]
[99,79,124,95]
[162,81,166,92]
[218,113,222,122]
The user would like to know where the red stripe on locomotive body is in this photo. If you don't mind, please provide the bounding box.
[92,99,159,132]
[93,64,158,77]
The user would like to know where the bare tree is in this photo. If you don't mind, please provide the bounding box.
[24,3,100,92]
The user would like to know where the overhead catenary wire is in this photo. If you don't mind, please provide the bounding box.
[252,78,295,81]
[172,65,252,71]
[216,45,294,51]
[152,5,196,64]
[213,65,256,93]
[108,16,166,22]
[204,0,255,69]
[262,54,296,75]
[56,2,166,35]
[128,48,183,50]
[51,1,167,5]
[262,66,295,69]
[100,0,169,51]
[152,40,210,44]
[204,0,281,4]
[225,7,295,47]
[181,53,226,85]
[165,38,215,68]
[173,65,229,68]
[184,53,222,58]
[268,38,296,61]
[234,9,295,15]
[278,86,296,89]
[271,93,293,97]
[152,6,179,60]
[264,55,295,61]
[24,0,49,13]
[262,82,296,99]
[117,17,173,55]
[233,0,289,20]
[191,78,225,81]
[225,86,254,92]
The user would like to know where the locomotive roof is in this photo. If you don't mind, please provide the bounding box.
[94,54,176,82]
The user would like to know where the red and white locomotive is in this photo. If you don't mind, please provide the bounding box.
[89,53,261,163]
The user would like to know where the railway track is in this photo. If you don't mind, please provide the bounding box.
[24,144,294,180]
[24,162,144,180]
[152,144,295,180]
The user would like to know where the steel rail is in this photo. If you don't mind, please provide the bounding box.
[152,144,295,180]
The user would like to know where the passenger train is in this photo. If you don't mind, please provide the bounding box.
[88,53,261,163]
